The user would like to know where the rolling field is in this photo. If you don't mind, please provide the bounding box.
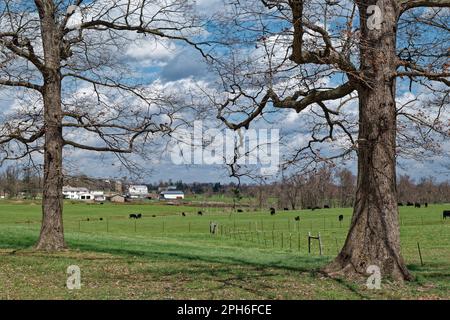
[0,200,448,299]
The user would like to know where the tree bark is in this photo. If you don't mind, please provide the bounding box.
[35,0,66,251]
[324,0,412,281]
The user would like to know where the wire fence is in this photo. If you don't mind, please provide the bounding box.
[10,214,449,264]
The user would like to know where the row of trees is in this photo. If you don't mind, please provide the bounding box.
[3,164,450,209]
[0,166,41,199]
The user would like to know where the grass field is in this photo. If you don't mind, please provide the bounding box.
[0,200,448,299]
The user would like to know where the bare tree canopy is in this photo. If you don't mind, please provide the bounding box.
[0,0,206,250]
[209,0,449,281]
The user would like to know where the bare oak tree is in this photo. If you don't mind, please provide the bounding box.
[212,0,449,280]
[0,0,205,250]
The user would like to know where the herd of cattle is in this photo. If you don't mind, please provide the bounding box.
[122,205,450,221]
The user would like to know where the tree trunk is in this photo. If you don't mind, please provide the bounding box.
[324,0,412,281]
[35,0,66,251]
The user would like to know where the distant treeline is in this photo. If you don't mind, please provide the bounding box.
[0,165,449,207]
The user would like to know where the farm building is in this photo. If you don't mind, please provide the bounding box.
[62,186,89,199]
[126,185,148,199]
[110,195,125,203]
[160,190,185,200]
[62,186,105,202]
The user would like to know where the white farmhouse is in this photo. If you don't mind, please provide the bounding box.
[91,191,106,202]
[127,185,148,199]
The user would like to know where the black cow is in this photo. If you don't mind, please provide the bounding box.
[284,208,289,211]
[324,205,330,209]
[136,214,142,219]
[294,216,300,221]
[237,209,243,213]
[270,208,276,215]
[425,203,428,208]
[198,211,203,216]
[306,206,312,210]
[443,210,450,219]
[182,212,186,217]
[152,215,156,218]
[398,202,404,206]
[407,202,414,206]
[415,203,421,208]
[99,218,103,221]
[129,214,137,219]
[338,215,344,222]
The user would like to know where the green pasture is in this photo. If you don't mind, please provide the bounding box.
[0,200,448,299]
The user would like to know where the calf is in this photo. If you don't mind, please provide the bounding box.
[338,215,344,222]
[443,210,450,219]
[270,208,276,215]
[136,213,142,219]
[414,203,421,208]
[294,216,300,221]
[198,211,203,216]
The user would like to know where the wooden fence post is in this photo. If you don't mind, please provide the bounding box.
[417,242,424,266]
[318,232,323,255]
[308,232,311,253]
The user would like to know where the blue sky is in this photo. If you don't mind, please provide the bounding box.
[0,0,448,184]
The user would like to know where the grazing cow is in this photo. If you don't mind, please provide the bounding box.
[415,203,421,208]
[398,202,403,206]
[129,214,137,219]
[324,205,330,209]
[198,211,203,216]
[407,202,414,206]
[136,214,142,219]
[294,216,300,221]
[270,208,276,215]
[99,218,103,221]
[443,210,450,219]
[182,212,186,217]
[338,215,344,222]
[237,209,243,213]
[284,208,289,211]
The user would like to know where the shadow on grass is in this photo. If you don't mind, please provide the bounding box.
[2,228,446,299]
